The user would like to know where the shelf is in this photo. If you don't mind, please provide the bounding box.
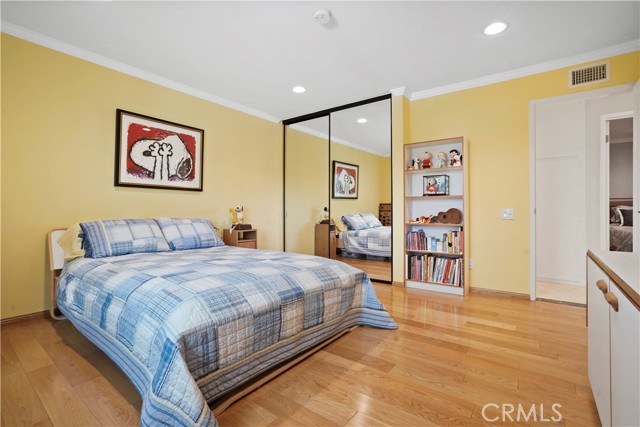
[405,249,463,256]
[405,222,463,227]
[405,166,462,175]
[405,195,462,200]
[405,279,465,295]
[404,136,468,295]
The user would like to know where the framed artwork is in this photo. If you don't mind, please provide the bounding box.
[423,174,449,196]
[332,161,359,199]
[115,109,204,191]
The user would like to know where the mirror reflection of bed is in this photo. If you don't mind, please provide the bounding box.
[335,208,392,282]
[329,101,392,283]
[609,199,633,252]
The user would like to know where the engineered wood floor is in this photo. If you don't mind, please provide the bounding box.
[1,284,600,426]
[334,255,392,282]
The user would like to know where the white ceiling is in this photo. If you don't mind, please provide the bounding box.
[2,1,639,153]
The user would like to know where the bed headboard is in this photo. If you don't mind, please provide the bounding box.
[47,228,67,320]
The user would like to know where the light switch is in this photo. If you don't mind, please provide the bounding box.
[502,208,514,220]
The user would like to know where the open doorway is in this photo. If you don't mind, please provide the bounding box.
[531,84,636,305]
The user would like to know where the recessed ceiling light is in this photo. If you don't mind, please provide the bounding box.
[356,118,367,124]
[292,86,306,94]
[484,22,508,36]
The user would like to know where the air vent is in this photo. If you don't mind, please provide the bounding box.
[569,62,609,87]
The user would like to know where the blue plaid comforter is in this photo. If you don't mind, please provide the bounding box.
[57,246,396,426]
[340,226,392,257]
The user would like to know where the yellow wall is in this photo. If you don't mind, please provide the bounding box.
[284,126,328,255]
[330,142,391,227]
[1,35,283,318]
[407,51,640,294]
[284,126,391,254]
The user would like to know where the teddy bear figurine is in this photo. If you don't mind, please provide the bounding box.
[449,149,462,167]
[421,151,432,169]
[435,151,447,168]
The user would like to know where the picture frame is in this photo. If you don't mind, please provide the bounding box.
[423,174,449,196]
[332,160,359,199]
[115,109,204,191]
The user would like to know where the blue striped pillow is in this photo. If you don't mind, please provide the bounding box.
[80,219,171,258]
[360,213,383,228]
[155,218,224,250]
[341,214,369,231]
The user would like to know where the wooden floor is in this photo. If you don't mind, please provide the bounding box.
[1,285,600,426]
[334,255,392,282]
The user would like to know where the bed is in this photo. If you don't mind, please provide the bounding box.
[609,200,633,252]
[337,213,392,258]
[49,218,397,427]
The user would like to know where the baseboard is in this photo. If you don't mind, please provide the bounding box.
[470,287,529,299]
[391,280,405,287]
[1,310,48,326]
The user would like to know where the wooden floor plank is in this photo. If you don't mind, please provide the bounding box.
[26,365,101,427]
[1,371,52,427]
[73,376,140,427]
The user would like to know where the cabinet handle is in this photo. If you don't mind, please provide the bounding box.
[604,292,619,312]
[596,280,608,294]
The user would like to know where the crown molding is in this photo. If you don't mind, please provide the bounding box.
[289,124,390,158]
[410,39,640,101]
[390,86,406,97]
[1,21,281,123]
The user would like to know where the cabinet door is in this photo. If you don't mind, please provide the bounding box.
[587,259,611,427]
[609,285,640,427]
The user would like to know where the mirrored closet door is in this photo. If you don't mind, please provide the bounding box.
[283,95,392,283]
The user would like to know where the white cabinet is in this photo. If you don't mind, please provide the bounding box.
[587,253,640,427]
[609,283,640,427]
[587,260,611,426]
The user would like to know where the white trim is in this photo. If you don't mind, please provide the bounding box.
[529,103,537,301]
[1,21,281,123]
[390,87,406,97]
[412,40,639,101]
[289,123,390,157]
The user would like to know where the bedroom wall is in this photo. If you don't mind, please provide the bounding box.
[330,142,390,228]
[407,51,639,295]
[1,35,283,319]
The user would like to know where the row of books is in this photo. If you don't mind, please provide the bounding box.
[407,254,463,287]
[405,229,463,254]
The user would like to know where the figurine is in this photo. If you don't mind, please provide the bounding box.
[322,207,329,221]
[412,157,421,169]
[229,205,244,224]
[421,151,432,169]
[449,149,462,167]
[435,151,447,168]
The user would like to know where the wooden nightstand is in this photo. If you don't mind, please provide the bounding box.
[315,223,336,258]
[223,228,257,249]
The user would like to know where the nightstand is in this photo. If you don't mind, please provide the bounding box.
[314,223,336,258]
[223,228,257,249]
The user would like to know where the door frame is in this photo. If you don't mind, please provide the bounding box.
[528,84,634,301]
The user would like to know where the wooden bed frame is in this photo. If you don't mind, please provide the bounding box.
[47,227,356,415]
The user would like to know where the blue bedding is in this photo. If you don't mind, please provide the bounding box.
[339,226,392,257]
[57,246,396,426]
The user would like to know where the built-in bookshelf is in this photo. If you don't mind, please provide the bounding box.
[404,137,469,295]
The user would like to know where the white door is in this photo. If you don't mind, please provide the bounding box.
[535,99,586,286]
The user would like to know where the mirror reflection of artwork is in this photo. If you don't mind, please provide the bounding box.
[116,110,204,191]
[333,160,359,199]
